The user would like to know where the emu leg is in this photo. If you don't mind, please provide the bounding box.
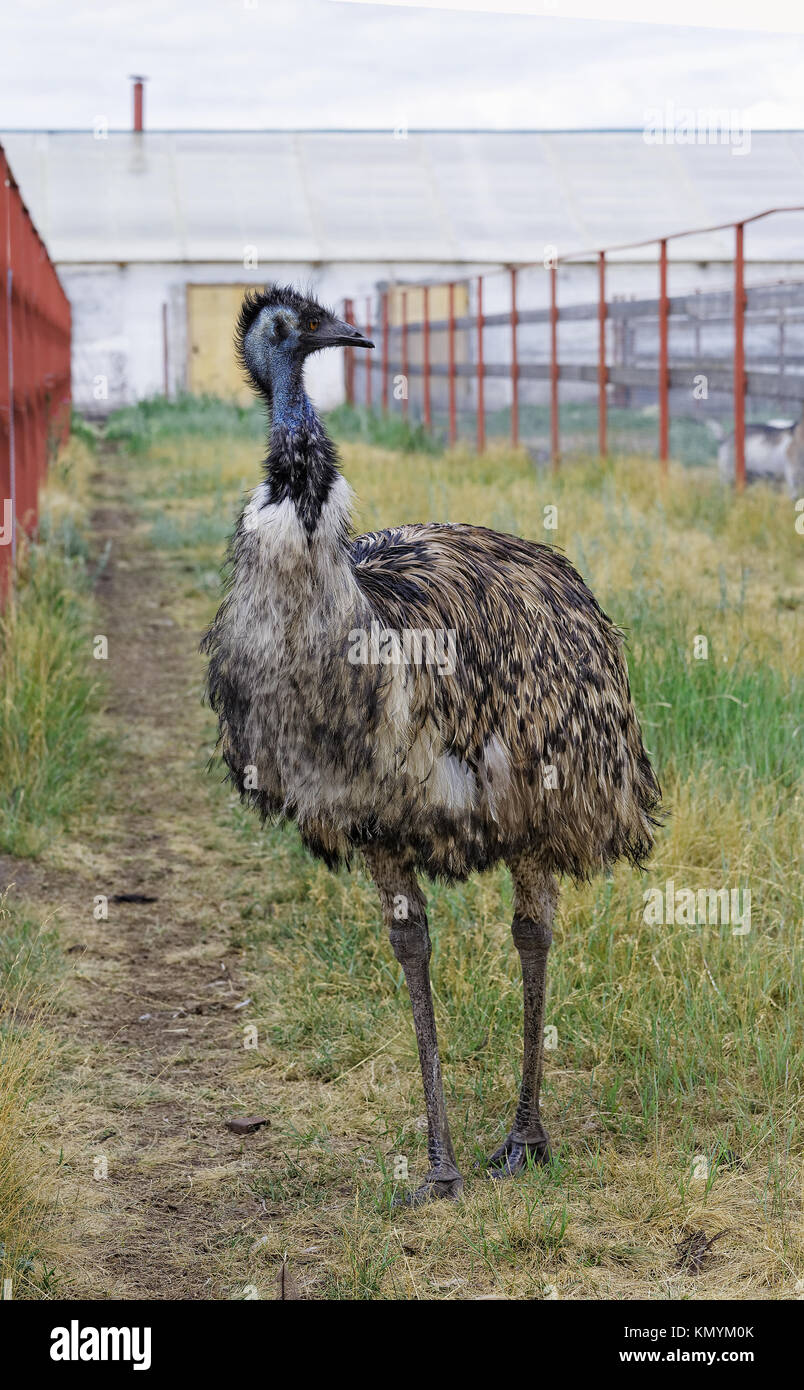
[365,849,463,1205]
[487,859,557,1179]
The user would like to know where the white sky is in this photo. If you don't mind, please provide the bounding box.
[2,0,804,130]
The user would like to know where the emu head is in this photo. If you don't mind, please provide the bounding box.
[236,284,373,401]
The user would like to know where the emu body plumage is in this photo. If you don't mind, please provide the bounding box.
[203,286,661,1201]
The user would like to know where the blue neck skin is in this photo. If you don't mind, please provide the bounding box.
[268,354,316,438]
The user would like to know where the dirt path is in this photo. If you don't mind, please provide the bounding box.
[3,461,275,1300]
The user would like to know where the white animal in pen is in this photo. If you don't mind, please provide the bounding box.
[712,416,804,496]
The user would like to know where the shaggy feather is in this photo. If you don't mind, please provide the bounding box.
[204,289,661,884]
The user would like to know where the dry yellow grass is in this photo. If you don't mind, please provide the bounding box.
[0,896,69,1299]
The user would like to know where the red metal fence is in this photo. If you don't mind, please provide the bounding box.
[1,142,71,597]
[344,205,804,490]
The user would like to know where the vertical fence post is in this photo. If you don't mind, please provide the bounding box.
[63,295,72,444]
[15,189,32,534]
[343,297,355,406]
[1,155,15,577]
[401,289,408,419]
[550,262,559,470]
[132,76,145,133]
[510,267,519,447]
[734,222,746,491]
[381,290,389,414]
[658,238,669,474]
[476,275,485,453]
[422,285,431,431]
[598,251,607,457]
[448,281,456,446]
[162,302,169,398]
[365,295,372,410]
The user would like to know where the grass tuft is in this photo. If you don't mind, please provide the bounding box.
[0,448,102,856]
[105,393,267,453]
[325,403,443,454]
[0,893,65,1299]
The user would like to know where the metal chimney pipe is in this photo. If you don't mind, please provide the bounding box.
[130,75,146,132]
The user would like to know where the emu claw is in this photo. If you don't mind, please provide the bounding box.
[394,1171,464,1207]
[486,1132,551,1179]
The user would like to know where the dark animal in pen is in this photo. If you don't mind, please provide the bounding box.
[203,285,662,1204]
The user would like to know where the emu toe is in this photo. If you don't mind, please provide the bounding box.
[486,1132,552,1179]
[396,1170,464,1207]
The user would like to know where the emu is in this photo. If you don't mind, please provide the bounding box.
[203,285,661,1204]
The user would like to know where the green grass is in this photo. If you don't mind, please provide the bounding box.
[106,394,444,457]
[0,898,62,994]
[474,401,726,467]
[68,407,102,453]
[0,894,65,1301]
[0,431,97,1301]
[616,584,800,787]
[149,509,237,552]
[326,402,444,454]
[105,392,267,453]
[0,470,102,857]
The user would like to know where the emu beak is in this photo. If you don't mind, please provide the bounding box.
[321,318,374,350]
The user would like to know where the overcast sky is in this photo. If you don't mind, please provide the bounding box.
[3,0,804,130]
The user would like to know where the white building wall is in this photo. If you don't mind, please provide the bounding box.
[62,259,488,414]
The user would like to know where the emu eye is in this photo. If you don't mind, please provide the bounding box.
[308,318,319,332]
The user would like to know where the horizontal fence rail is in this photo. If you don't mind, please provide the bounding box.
[343,205,804,490]
[1,142,71,598]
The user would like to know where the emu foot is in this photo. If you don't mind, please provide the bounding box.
[486,1131,551,1179]
[395,1169,464,1207]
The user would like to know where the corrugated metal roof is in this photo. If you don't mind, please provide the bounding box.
[3,130,804,265]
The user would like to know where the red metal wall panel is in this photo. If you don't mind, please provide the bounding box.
[1,142,71,602]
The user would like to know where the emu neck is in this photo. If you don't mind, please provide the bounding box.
[269,355,311,432]
[264,359,344,542]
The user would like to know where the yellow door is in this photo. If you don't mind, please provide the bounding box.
[187,281,470,400]
[187,283,255,403]
[387,282,470,374]
[387,282,468,326]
